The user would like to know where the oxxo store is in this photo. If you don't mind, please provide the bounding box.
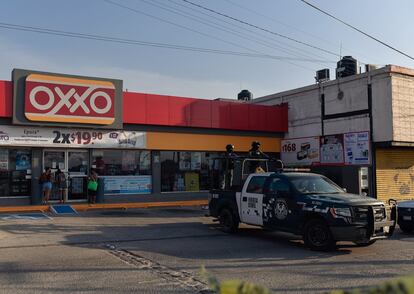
[0,69,287,206]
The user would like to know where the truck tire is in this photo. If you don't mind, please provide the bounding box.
[399,224,413,233]
[354,240,376,247]
[303,219,336,251]
[219,208,239,233]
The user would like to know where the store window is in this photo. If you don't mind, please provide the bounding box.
[44,151,65,170]
[91,150,151,176]
[0,148,32,197]
[68,151,88,174]
[160,151,219,192]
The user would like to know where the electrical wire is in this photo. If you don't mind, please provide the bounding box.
[0,21,333,63]
[180,0,339,57]
[165,0,334,67]
[224,0,332,45]
[299,0,414,61]
[223,0,375,65]
[147,0,334,67]
[102,0,317,71]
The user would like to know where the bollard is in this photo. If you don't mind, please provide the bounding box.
[95,177,105,203]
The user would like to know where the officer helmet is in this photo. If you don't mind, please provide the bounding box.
[226,144,234,152]
[251,141,261,148]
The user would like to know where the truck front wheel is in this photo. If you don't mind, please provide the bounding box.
[219,208,239,233]
[303,219,336,251]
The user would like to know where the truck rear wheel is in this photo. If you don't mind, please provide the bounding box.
[303,219,336,251]
[219,208,239,233]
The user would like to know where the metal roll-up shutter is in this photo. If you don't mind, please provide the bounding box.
[376,148,414,202]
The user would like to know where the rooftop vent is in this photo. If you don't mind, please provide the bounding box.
[315,68,330,83]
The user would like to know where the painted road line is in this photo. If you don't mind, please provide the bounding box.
[1,213,51,220]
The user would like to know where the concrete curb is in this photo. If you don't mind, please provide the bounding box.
[0,200,209,214]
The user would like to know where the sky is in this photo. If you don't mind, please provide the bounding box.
[1,0,414,100]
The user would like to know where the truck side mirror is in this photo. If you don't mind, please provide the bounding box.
[342,188,347,193]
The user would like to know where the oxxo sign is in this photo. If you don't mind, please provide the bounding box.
[25,74,115,124]
[13,69,122,128]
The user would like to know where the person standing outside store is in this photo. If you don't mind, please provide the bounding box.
[55,169,67,203]
[87,170,98,204]
[40,167,52,204]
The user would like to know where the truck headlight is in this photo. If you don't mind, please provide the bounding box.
[330,207,352,218]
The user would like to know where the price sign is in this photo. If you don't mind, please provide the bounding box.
[281,137,320,166]
[0,126,146,149]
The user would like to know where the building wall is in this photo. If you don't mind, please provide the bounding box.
[146,132,281,152]
[372,72,393,142]
[253,67,394,142]
[255,88,321,138]
[391,73,414,142]
[324,114,370,135]
[323,76,369,115]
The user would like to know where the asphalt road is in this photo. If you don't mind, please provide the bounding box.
[0,207,413,293]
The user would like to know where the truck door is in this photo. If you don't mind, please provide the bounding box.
[263,176,298,230]
[240,175,267,226]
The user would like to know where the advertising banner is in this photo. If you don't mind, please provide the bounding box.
[191,152,202,170]
[184,172,200,191]
[0,125,146,149]
[103,175,152,195]
[320,134,344,164]
[281,137,320,166]
[179,152,191,171]
[15,150,31,170]
[343,131,370,165]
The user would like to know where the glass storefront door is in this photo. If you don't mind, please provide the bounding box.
[43,149,89,202]
[43,150,66,171]
[67,151,88,201]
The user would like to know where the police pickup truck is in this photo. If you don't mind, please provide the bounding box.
[209,170,396,251]
[397,200,414,233]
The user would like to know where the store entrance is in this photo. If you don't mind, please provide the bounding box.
[43,149,89,202]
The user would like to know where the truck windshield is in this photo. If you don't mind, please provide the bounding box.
[289,176,344,194]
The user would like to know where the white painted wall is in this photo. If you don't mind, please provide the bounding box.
[254,73,373,139]
[249,66,404,142]
[323,77,369,115]
[324,115,370,135]
[253,66,414,144]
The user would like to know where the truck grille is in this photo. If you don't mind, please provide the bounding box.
[372,205,386,222]
[352,205,386,222]
[352,206,369,222]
